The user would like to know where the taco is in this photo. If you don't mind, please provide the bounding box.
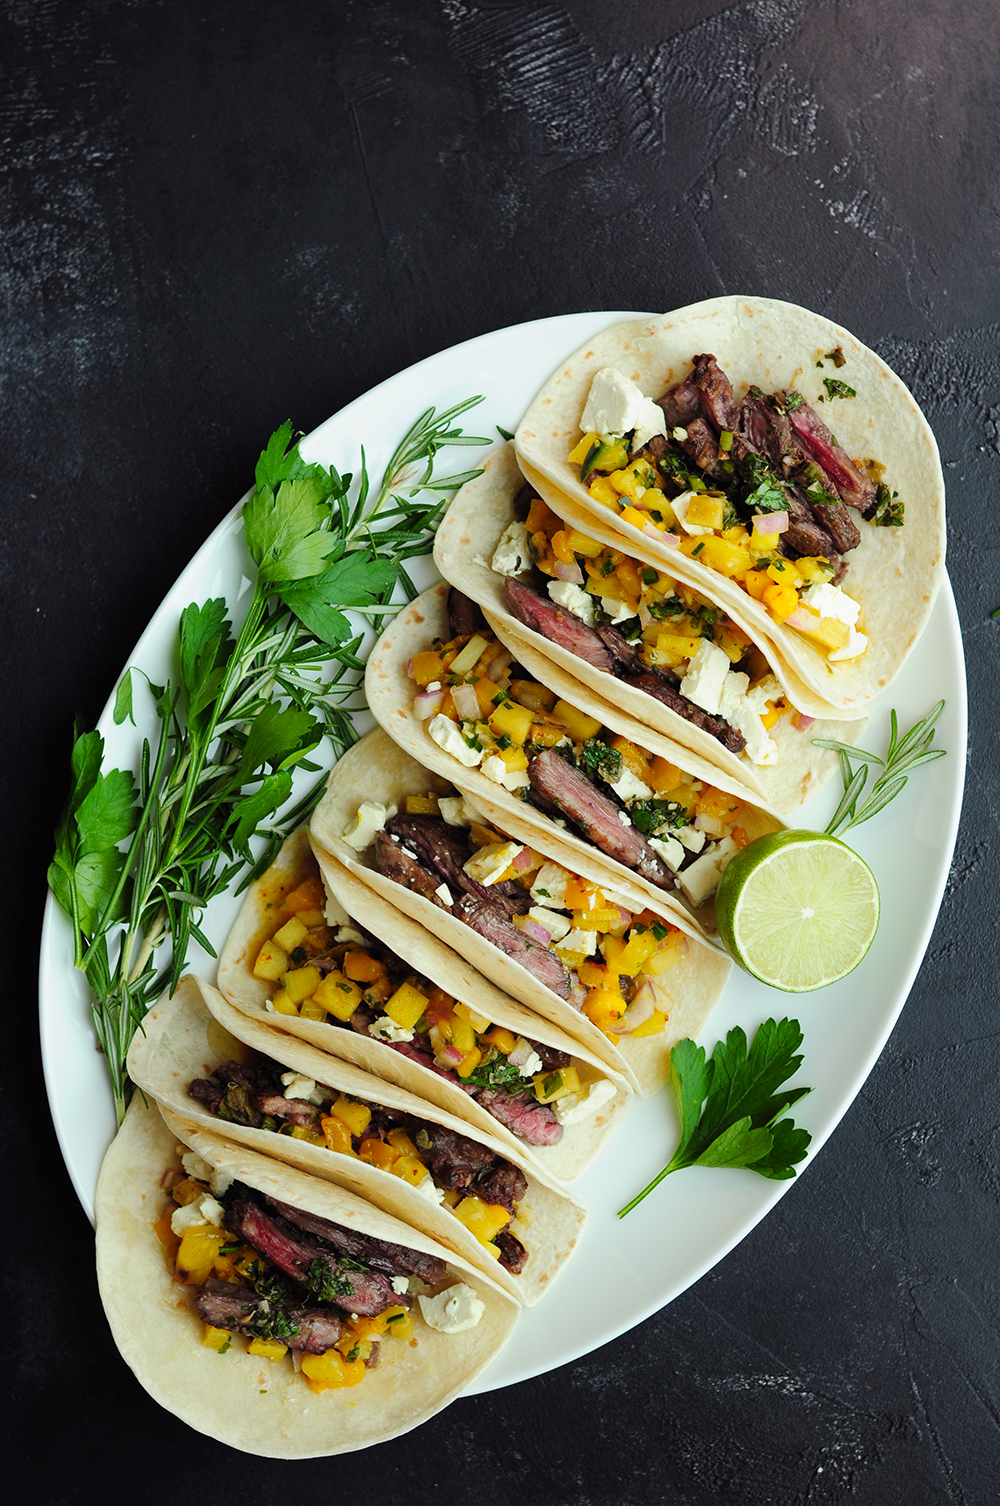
[365,581,789,933]
[129,975,587,1305]
[309,730,731,1095]
[432,444,867,815]
[512,297,945,714]
[95,1095,517,1457]
[218,828,630,1182]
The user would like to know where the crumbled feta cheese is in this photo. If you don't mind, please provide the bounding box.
[499,766,531,792]
[676,825,706,853]
[464,840,524,885]
[650,834,685,871]
[607,765,654,803]
[418,1284,485,1334]
[491,521,533,577]
[435,882,453,907]
[170,1195,226,1236]
[527,905,572,941]
[617,809,633,827]
[280,1071,325,1105]
[369,1015,415,1044]
[553,1079,617,1125]
[438,795,485,827]
[391,1275,411,1296]
[180,1151,213,1183]
[480,754,508,785]
[427,681,442,692]
[801,582,868,662]
[675,847,724,907]
[335,924,365,944]
[718,673,778,766]
[679,638,731,716]
[557,928,599,957]
[599,596,636,625]
[530,862,571,909]
[341,800,398,852]
[508,1037,543,1077]
[412,1173,447,1205]
[548,579,596,625]
[428,714,484,768]
[670,492,715,536]
[580,367,668,452]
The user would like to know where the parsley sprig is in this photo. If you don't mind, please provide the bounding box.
[618,1018,812,1217]
[49,400,488,1122]
[813,700,946,837]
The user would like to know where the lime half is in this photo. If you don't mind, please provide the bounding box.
[715,830,879,992]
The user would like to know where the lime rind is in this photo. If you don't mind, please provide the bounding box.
[717,832,879,992]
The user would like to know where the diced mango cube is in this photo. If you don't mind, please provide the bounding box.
[488,699,535,746]
[453,1195,511,1247]
[301,1349,366,1391]
[343,949,387,984]
[312,971,362,1021]
[253,940,289,981]
[272,916,308,952]
[202,1324,233,1353]
[283,874,327,914]
[247,1338,288,1361]
[270,988,298,1016]
[175,1225,226,1285]
[383,980,428,1032]
[454,999,490,1033]
[553,700,602,742]
[632,1009,667,1037]
[279,965,322,1003]
[483,1025,516,1054]
[685,495,724,529]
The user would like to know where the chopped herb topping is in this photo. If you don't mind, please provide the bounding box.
[629,799,689,836]
[822,378,856,401]
[460,1048,525,1090]
[824,346,847,368]
[578,738,623,784]
[306,1258,355,1303]
[868,482,904,527]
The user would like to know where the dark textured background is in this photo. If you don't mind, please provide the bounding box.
[5,1,999,1499]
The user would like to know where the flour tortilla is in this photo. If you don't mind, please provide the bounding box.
[129,975,587,1305]
[513,297,945,713]
[367,583,787,933]
[95,1095,517,1458]
[433,441,868,814]
[309,729,732,1096]
[217,827,631,1181]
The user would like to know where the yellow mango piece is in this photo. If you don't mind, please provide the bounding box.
[175,1225,226,1286]
[453,1195,511,1247]
[392,1154,430,1187]
[247,1338,288,1361]
[202,1324,233,1352]
[454,999,491,1033]
[270,988,298,1016]
[301,1349,366,1391]
[330,1095,371,1139]
[685,495,724,529]
[568,432,600,463]
[279,965,322,1004]
[384,980,429,1031]
[253,940,289,981]
[483,1025,516,1054]
[762,582,799,621]
[632,1009,668,1037]
[272,916,308,952]
[312,971,362,1021]
[552,699,602,742]
[488,698,534,746]
[532,1065,581,1103]
[588,475,621,508]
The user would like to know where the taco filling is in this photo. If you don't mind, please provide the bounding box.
[339,792,689,1042]
[565,355,901,664]
[157,1156,485,1392]
[251,856,609,1144]
[186,1056,533,1273]
[488,493,798,766]
[408,601,758,908]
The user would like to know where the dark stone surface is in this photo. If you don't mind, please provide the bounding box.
[4,1,999,1498]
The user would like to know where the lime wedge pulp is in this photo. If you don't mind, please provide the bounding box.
[714,830,880,992]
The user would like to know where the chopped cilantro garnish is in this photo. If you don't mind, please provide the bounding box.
[868,482,904,527]
[578,738,623,784]
[629,799,689,836]
[822,378,856,400]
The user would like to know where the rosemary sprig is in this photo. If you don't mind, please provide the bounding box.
[49,400,488,1122]
[813,700,947,837]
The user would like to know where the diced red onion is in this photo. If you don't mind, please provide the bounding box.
[511,845,534,873]
[406,656,415,677]
[638,600,655,629]
[644,523,680,546]
[413,689,445,719]
[553,560,584,584]
[436,1043,465,1068]
[792,712,815,731]
[483,642,514,680]
[451,683,480,721]
[520,917,554,945]
[752,510,789,535]
[621,981,657,1034]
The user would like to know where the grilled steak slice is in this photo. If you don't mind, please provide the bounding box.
[187,1076,224,1112]
[529,1041,571,1071]
[473,1160,527,1211]
[595,623,639,670]
[474,1087,563,1145]
[656,375,701,429]
[418,1124,497,1191]
[195,1277,344,1353]
[798,484,861,553]
[784,396,876,513]
[448,587,487,638]
[455,894,572,999]
[223,1200,398,1315]
[620,671,747,754]
[375,830,451,907]
[782,490,840,559]
[735,390,798,472]
[495,1229,529,1276]
[678,414,723,475]
[527,749,674,891]
[385,814,529,915]
[691,353,740,432]
[512,482,534,520]
[265,1196,448,1284]
[254,1094,321,1127]
[503,577,614,671]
